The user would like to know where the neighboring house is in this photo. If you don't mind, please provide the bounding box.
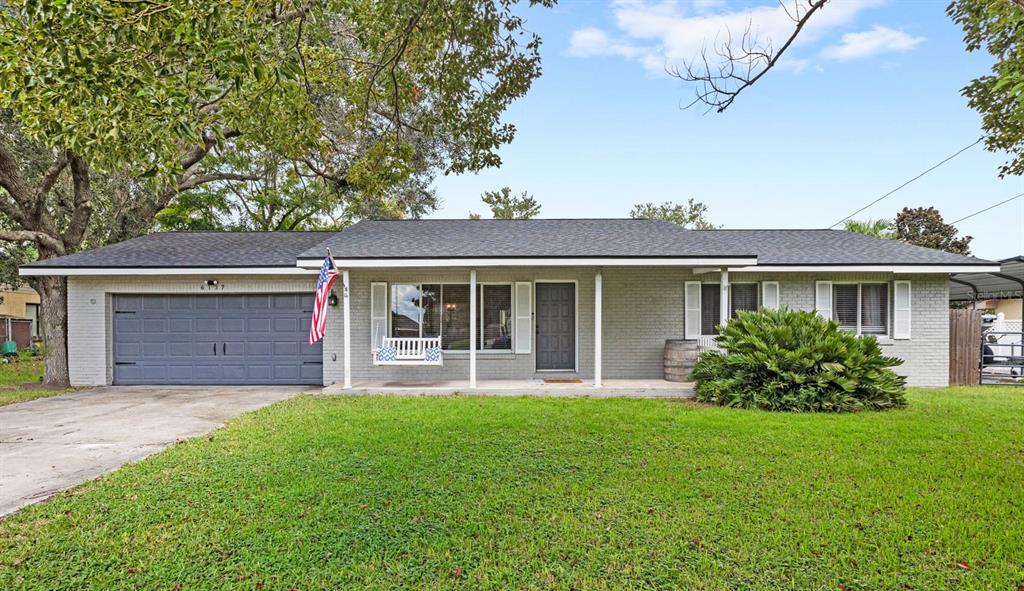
[20,220,998,388]
[0,284,41,340]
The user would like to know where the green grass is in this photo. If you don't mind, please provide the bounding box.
[0,358,67,406]
[2,388,1023,590]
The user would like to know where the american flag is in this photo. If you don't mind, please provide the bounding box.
[309,254,338,345]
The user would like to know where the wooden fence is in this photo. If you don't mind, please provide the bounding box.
[949,309,982,386]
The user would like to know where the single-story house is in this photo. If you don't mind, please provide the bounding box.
[20,219,999,388]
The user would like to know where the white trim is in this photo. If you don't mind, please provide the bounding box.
[21,266,318,276]
[297,257,758,269]
[893,280,912,339]
[514,281,532,354]
[534,279,579,372]
[470,270,477,388]
[761,281,780,310]
[719,270,730,328]
[727,264,1000,274]
[370,282,387,352]
[684,281,701,340]
[815,281,832,321]
[594,271,602,388]
[342,270,351,389]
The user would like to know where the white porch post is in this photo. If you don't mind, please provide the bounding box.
[719,268,729,329]
[342,269,351,389]
[469,269,477,388]
[594,271,602,388]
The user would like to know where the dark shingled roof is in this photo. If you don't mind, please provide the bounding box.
[300,219,756,260]
[23,231,332,269]
[300,219,994,266]
[22,219,995,269]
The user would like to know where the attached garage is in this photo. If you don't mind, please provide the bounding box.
[112,293,322,385]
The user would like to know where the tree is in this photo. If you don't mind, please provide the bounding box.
[892,207,972,255]
[469,187,541,219]
[843,218,894,239]
[949,0,1024,177]
[155,152,439,231]
[0,0,552,385]
[630,199,717,229]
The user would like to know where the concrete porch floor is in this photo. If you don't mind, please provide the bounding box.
[321,378,695,398]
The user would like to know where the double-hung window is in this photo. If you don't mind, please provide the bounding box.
[831,283,888,336]
[698,282,760,336]
[389,283,512,350]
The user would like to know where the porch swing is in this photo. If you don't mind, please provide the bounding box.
[373,335,444,366]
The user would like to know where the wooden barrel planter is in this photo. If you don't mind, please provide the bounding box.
[664,339,699,382]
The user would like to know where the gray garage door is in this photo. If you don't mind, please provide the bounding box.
[112,294,322,385]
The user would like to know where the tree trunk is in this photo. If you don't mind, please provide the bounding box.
[36,275,70,387]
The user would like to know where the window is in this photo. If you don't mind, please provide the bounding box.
[730,283,759,318]
[831,283,888,336]
[700,284,720,335]
[390,283,512,350]
[699,283,759,335]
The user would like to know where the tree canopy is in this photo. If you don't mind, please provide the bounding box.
[892,206,972,255]
[843,218,895,239]
[630,199,717,229]
[470,187,541,219]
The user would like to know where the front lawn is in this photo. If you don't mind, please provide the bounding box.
[1,388,1022,590]
[0,358,67,406]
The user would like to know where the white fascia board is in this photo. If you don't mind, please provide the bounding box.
[19,266,318,277]
[297,257,758,269]
[726,265,1003,274]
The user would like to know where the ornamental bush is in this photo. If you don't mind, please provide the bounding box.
[691,308,907,412]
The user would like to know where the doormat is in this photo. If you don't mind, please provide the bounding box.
[543,379,583,384]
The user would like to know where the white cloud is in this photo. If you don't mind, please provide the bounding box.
[821,25,925,61]
[567,0,894,75]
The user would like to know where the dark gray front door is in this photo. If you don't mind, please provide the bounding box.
[536,283,575,371]
[112,294,322,385]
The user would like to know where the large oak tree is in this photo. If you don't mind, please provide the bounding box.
[0,0,553,385]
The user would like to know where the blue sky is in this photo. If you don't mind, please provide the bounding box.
[430,0,1024,260]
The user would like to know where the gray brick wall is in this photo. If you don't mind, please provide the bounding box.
[66,269,950,388]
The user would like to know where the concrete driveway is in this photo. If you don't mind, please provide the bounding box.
[0,385,307,516]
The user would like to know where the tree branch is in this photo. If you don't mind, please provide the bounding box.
[670,0,828,113]
[64,154,94,250]
[0,229,65,253]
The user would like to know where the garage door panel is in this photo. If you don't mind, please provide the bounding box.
[221,317,245,332]
[113,294,321,385]
[115,342,141,358]
[247,318,271,332]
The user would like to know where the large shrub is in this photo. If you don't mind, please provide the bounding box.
[691,308,907,412]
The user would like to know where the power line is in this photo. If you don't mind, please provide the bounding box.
[950,191,1024,225]
[829,137,983,229]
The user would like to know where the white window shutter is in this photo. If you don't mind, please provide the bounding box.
[514,281,532,354]
[894,280,911,339]
[370,282,387,350]
[762,281,780,310]
[684,281,701,340]
[815,281,832,320]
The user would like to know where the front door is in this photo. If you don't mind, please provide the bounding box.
[536,282,575,371]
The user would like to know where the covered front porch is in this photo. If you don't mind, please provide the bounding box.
[321,378,695,398]
[322,261,750,391]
